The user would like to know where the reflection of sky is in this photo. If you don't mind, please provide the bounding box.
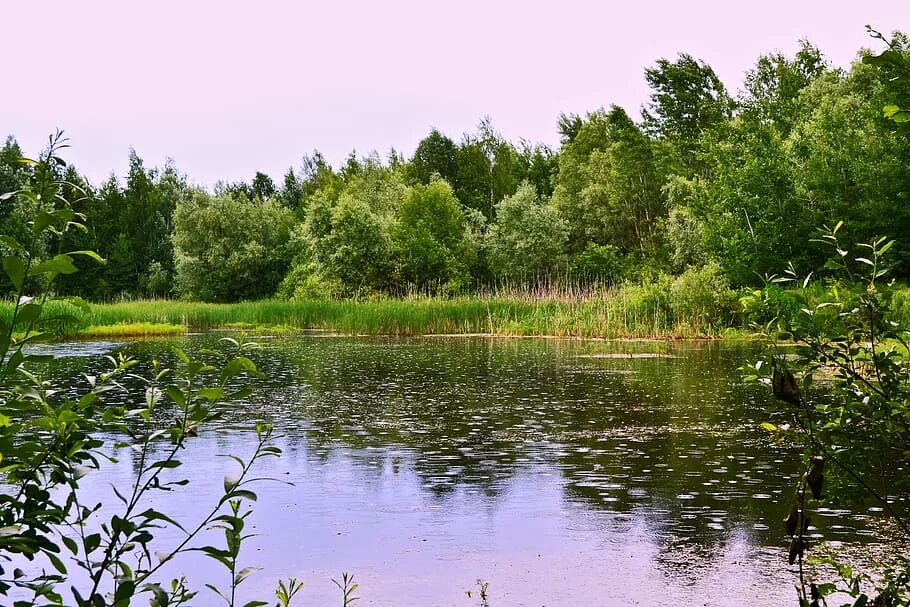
[17,433,794,606]
[12,336,900,606]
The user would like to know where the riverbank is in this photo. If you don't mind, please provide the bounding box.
[12,294,744,340]
[7,282,909,340]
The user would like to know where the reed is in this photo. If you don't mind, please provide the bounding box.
[0,281,746,339]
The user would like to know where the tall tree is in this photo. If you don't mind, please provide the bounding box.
[642,53,732,175]
[408,129,459,186]
[553,106,664,254]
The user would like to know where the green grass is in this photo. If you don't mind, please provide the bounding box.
[76,322,186,338]
[6,283,904,340]
[0,293,736,340]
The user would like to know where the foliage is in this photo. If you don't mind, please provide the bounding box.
[642,53,732,175]
[552,106,665,255]
[570,243,624,283]
[750,223,910,605]
[485,182,567,280]
[391,180,473,292]
[3,28,910,301]
[173,191,295,301]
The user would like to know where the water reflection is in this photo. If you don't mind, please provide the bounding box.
[26,336,898,606]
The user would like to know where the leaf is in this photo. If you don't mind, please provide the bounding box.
[234,566,261,586]
[854,257,874,266]
[223,489,257,503]
[760,422,778,432]
[3,256,25,291]
[62,536,79,555]
[32,254,78,275]
[65,296,92,315]
[138,508,187,533]
[220,356,262,385]
[114,580,135,604]
[0,235,21,250]
[67,250,106,264]
[197,387,225,401]
[46,551,67,574]
[224,474,241,493]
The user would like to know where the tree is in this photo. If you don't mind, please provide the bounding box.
[485,181,567,279]
[173,192,294,301]
[0,134,303,607]
[392,180,472,291]
[303,168,406,294]
[740,40,827,136]
[553,106,665,254]
[251,170,277,201]
[407,128,459,186]
[454,118,521,218]
[515,141,558,198]
[751,227,910,605]
[642,53,732,175]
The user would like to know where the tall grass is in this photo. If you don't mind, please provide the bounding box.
[13,270,904,340]
[0,274,746,339]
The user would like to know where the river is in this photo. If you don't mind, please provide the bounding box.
[21,335,900,606]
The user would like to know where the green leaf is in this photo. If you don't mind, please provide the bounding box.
[197,387,225,401]
[14,302,43,327]
[219,356,261,384]
[760,422,778,432]
[67,250,106,264]
[61,536,79,555]
[114,580,135,604]
[3,256,25,291]
[46,551,67,574]
[224,474,240,493]
[66,296,92,315]
[224,489,257,503]
[234,566,261,586]
[32,254,78,275]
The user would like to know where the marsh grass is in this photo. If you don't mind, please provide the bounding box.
[6,283,904,340]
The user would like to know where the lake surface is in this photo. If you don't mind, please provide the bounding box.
[26,335,900,606]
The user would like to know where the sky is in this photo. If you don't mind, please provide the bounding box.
[3,0,909,188]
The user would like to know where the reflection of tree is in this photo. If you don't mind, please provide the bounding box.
[36,335,860,582]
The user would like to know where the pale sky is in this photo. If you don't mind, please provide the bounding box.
[3,1,908,188]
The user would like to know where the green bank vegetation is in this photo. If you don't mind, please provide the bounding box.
[5,272,910,340]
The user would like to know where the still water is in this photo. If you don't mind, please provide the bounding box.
[29,336,898,606]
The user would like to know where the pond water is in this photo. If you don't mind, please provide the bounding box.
[24,335,900,606]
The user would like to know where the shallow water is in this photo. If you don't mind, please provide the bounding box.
[20,336,903,606]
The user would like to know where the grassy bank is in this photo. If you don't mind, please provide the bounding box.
[5,282,907,340]
[1,288,741,339]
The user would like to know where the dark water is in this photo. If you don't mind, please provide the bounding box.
[23,336,901,606]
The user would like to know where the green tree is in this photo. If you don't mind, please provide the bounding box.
[642,53,732,175]
[173,192,294,301]
[407,128,459,186]
[455,118,521,218]
[303,168,405,294]
[553,106,665,254]
[251,170,277,201]
[485,181,567,279]
[740,40,827,136]
[392,180,472,291]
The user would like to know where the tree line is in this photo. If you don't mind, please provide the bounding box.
[2,33,909,302]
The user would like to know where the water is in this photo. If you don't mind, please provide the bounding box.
[19,336,902,606]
